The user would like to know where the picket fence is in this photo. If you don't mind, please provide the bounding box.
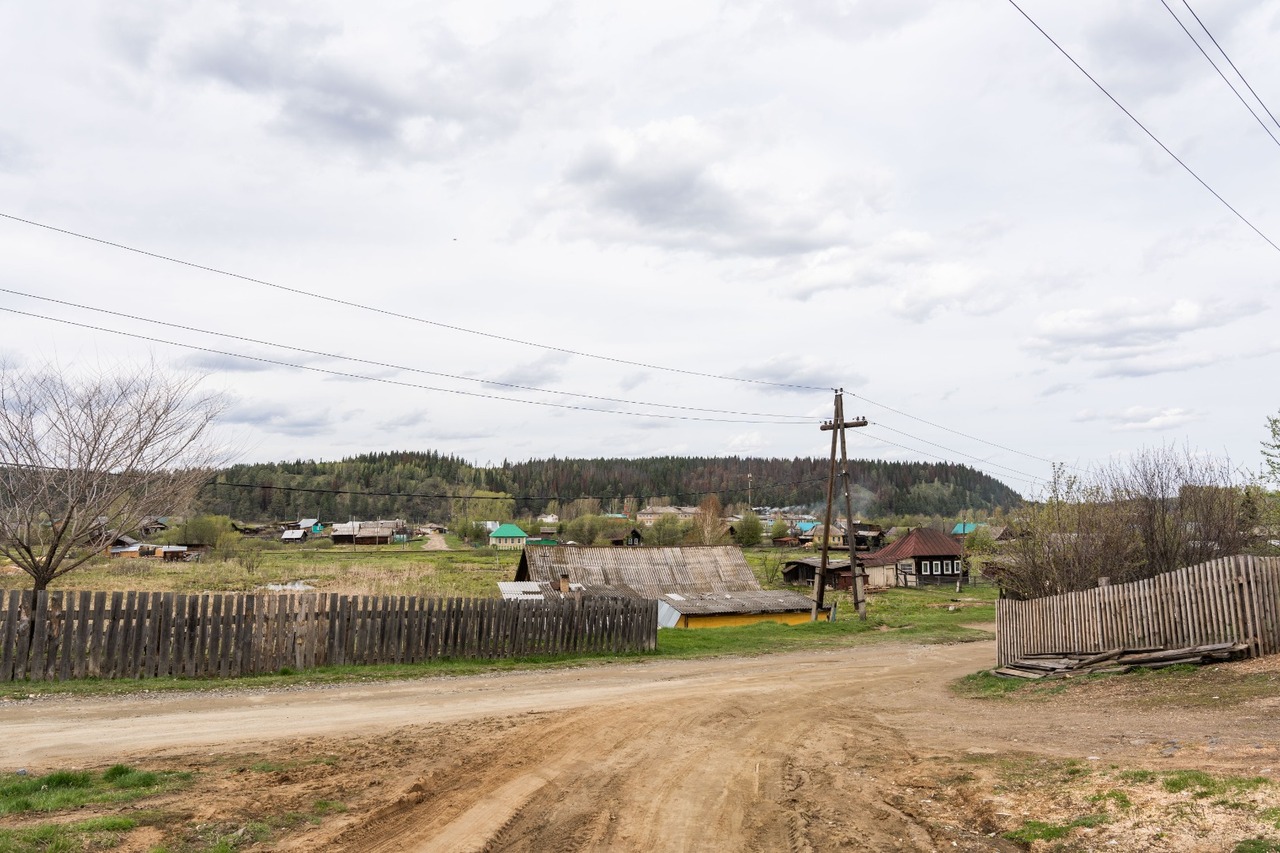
[0,590,658,682]
[996,555,1280,667]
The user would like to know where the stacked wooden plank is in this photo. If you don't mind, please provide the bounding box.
[994,641,1250,680]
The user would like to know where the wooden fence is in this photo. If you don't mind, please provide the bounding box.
[0,591,658,682]
[996,555,1280,667]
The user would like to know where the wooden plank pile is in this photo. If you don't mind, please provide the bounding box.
[994,641,1250,680]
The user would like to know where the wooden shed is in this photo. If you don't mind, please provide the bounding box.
[515,545,823,628]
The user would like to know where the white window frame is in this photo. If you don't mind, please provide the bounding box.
[921,560,931,575]
[933,560,941,574]
[943,560,952,574]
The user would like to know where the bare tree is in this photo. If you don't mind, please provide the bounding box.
[691,494,727,545]
[0,364,225,591]
[1001,446,1252,600]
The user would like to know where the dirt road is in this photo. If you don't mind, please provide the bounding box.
[4,640,1277,851]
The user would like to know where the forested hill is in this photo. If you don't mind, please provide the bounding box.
[197,451,1024,522]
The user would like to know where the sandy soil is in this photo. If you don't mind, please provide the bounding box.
[420,532,450,551]
[3,640,1279,851]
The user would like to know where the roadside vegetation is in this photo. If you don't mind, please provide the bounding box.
[954,656,1280,710]
[951,754,1280,851]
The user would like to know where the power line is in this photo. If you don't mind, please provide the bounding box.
[1181,0,1280,131]
[1004,0,1280,255]
[0,287,816,423]
[847,390,1084,472]
[865,423,1048,483]
[851,429,1046,490]
[0,218,1090,474]
[2,298,1071,484]
[1157,0,1280,149]
[0,305,813,426]
[0,211,828,392]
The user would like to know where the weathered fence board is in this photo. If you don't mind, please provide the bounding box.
[0,591,657,682]
[997,556,1280,666]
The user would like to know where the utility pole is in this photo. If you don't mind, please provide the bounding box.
[813,390,868,621]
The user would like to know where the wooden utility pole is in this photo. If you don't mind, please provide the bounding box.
[813,390,869,621]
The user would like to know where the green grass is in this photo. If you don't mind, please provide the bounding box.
[1003,813,1108,842]
[952,670,1027,698]
[1087,789,1132,810]
[0,766,189,815]
[0,816,139,853]
[955,654,1280,708]
[1161,770,1270,798]
[0,542,523,597]
[1235,840,1280,853]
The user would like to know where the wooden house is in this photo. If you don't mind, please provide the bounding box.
[331,520,406,545]
[781,556,864,591]
[603,528,644,547]
[514,545,823,628]
[862,528,965,587]
[847,522,885,552]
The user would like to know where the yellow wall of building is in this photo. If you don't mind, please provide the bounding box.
[678,611,828,629]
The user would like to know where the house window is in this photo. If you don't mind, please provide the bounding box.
[943,560,952,574]
[933,561,941,574]
[921,561,931,575]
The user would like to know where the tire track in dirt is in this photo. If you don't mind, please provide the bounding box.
[332,663,970,852]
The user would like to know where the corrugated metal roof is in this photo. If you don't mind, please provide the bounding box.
[863,527,962,567]
[517,545,761,596]
[490,523,528,538]
[498,581,545,600]
[515,545,818,615]
[659,589,816,615]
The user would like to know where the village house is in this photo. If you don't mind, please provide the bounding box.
[489,523,528,550]
[513,545,824,628]
[861,527,966,588]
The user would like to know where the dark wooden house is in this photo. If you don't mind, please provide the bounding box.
[862,527,965,587]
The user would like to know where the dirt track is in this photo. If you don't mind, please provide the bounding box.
[4,640,1279,851]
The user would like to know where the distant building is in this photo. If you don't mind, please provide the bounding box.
[489,523,528,550]
[331,520,407,545]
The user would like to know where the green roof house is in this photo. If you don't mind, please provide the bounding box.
[489,523,528,551]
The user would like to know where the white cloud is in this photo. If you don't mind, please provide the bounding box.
[1073,406,1204,432]
[1025,298,1258,377]
[553,117,881,258]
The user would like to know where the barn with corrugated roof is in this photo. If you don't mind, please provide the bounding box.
[514,545,824,628]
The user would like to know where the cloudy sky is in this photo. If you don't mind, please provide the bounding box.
[1,0,1278,496]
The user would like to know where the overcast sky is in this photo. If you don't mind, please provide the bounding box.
[2,0,1278,496]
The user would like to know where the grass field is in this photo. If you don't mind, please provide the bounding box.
[0,541,521,597]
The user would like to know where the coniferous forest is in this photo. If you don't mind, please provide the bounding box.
[196,451,1024,523]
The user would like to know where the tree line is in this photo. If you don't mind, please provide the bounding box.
[195,452,1024,523]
